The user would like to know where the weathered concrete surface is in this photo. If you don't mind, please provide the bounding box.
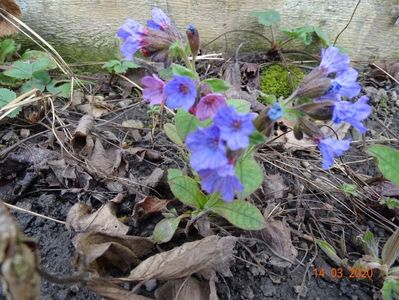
[15,0,399,61]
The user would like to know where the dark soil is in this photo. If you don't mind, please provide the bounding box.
[0,59,398,300]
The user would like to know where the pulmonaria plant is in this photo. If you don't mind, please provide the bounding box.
[117,8,372,242]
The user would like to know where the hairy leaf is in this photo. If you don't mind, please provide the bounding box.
[235,155,263,199]
[202,78,230,93]
[368,145,399,186]
[209,200,266,230]
[382,279,399,300]
[175,109,201,141]
[164,123,184,145]
[152,216,182,244]
[382,229,399,268]
[251,10,281,27]
[226,98,251,113]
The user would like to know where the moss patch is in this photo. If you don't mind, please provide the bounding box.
[259,64,305,100]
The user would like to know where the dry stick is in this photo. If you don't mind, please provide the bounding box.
[333,0,362,45]
[2,202,65,225]
[373,116,399,140]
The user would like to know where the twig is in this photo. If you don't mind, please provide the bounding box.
[333,0,362,45]
[117,74,143,91]
[3,202,66,225]
[371,63,399,85]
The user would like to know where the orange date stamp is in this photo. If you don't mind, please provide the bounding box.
[312,267,373,279]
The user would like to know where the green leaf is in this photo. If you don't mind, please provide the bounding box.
[316,239,345,266]
[250,130,266,146]
[341,183,359,197]
[167,169,207,208]
[0,88,20,118]
[251,10,281,27]
[368,145,399,187]
[382,279,399,300]
[4,58,50,79]
[152,216,182,243]
[202,78,230,93]
[20,50,57,70]
[283,26,315,45]
[209,200,266,230]
[102,60,120,72]
[282,107,303,122]
[381,198,399,210]
[314,27,331,46]
[168,41,183,59]
[114,61,139,74]
[171,64,198,79]
[226,99,251,113]
[46,80,72,98]
[235,155,263,199]
[159,66,173,81]
[164,123,184,145]
[363,230,379,258]
[174,109,201,141]
[204,193,221,209]
[258,91,277,105]
[0,39,17,64]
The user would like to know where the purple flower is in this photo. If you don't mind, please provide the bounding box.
[317,138,351,169]
[141,75,165,105]
[117,8,180,62]
[117,20,147,60]
[198,165,243,201]
[332,96,372,134]
[164,75,197,110]
[213,106,255,150]
[267,102,283,121]
[317,67,361,101]
[319,46,350,75]
[195,93,227,121]
[147,7,171,31]
[186,125,228,171]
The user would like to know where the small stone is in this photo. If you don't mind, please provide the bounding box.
[20,128,30,138]
[395,100,399,107]
[144,279,157,292]
[391,91,398,101]
[377,89,388,101]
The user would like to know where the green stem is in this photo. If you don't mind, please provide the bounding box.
[270,26,276,48]
[283,88,299,105]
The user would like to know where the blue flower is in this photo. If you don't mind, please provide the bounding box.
[164,75,197,110]
[186,125,228,171]
[147,7,171,31]
[198,165,243,202]
[117,20,146,60]
[332,96,372,134]
[319,46,350,75]
[213,106,255,150]
[267,102,283,121]
[318,138,351,169]
[318,67,361,101]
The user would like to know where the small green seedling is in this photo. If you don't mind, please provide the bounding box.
[102,59,140,74]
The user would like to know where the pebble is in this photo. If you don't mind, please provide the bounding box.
[144,279,157,292]
[392,90,398,102]
[396,100,399,107]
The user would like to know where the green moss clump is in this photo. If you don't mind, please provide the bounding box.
[259,64,305,100]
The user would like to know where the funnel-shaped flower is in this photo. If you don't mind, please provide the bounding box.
[198,165,243,202]
[267,102,283,121]
[213,106,255,150]
[117,7,181,62]
[332,96,372,134]
[195,93,227,120]
[164,75,197,110]
[141,75,165,105]
[319,46,350,75]
[318,138,351,169]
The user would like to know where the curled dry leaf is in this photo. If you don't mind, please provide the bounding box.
[78,96,114,118]
[253,219,298,268]
[263,174,288,200]
[87,138,125,176]
[87,279,153,300]
[132,196,170,224]
[128,235,236,281]
[154,277,213,300]
[74,114,94,138]
[73,232,154,275]
[0,0,21,37]
[125,147,162,162]
[66,202,129,235]
[0,201,40,300]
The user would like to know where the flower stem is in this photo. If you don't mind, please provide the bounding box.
[283,89,299,105]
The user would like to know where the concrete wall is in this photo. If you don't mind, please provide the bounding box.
[15,0,399,61]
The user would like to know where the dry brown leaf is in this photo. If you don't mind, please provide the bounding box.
[142,168,164,189]
[263,174,288,200]
[0,0,21,37]
[74,114,94,137]
[122,120,144,129]
[78,97,114,118]
[132,196,170,224]
[0,201,40,300]
[66,202,129,235]
[125,147,162,162]
[73,232,154,275]
[255,220,298,268]
[154,277,212,300]
[128,236,236,281]
[87,279,153,300]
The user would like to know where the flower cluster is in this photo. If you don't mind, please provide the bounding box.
[117,8,181,62]
[142,74,229,120]
[186,106,255,201]
[260,46,372,170]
